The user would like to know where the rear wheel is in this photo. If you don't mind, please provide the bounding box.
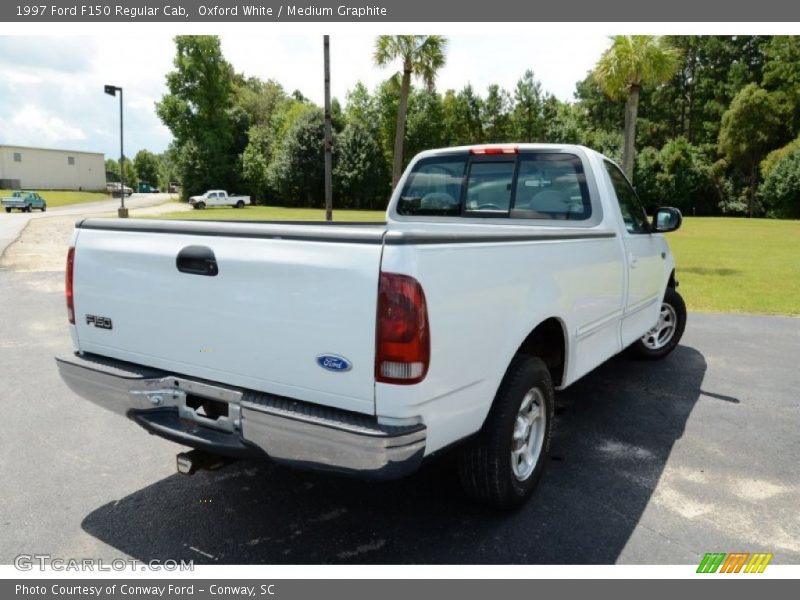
[457,354,553,509]
[25,205,32,213]
[41,205,46,212]
[4,207,10,213]
[629,287,686,360]
[236,200,245,209]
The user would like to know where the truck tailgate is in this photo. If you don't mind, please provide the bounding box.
[71,219,387,415]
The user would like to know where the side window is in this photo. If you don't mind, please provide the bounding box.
[604,161,649,234]
[67,156,75,166]
[512,153,591,220]
[464,161,515,214]
[13,152,22,162]
[397,156,466,216]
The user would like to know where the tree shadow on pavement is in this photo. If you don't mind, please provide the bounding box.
[82,345,707,564]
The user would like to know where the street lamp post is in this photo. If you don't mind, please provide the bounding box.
[104,84,128,218]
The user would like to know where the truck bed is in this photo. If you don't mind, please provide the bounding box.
[70,218,390,416]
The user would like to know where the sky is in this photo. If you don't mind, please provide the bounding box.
[0,34,612,160]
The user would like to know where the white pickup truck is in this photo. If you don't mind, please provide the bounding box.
[188,189,250,209]
[57,144,685,508]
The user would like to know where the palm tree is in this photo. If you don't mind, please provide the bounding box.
[593,36,680,180]
[374,35,447,189]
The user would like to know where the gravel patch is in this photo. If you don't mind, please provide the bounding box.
[0,202,191,272]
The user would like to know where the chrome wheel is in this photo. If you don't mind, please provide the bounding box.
[511,387,547,481]
[641,303,677,350]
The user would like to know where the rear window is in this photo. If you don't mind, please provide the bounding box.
[511,154,591,220]
[464,161,515,214]
[397,156,467,216]
[396,152,591,220]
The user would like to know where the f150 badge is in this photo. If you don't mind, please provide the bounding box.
[86,314,113,330]
[316,354,352,372]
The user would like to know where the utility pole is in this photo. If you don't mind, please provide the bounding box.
[323,35,333,222]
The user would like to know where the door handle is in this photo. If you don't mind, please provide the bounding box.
[176,246,218,276]
[628,253,638,268]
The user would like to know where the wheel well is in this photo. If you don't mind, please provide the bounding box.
[668,269,677,289]
[516,318,566,387]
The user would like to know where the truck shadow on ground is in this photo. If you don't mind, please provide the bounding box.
[82,345,709,564]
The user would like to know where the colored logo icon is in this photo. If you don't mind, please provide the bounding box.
[697,552,773,573]
[316,354,353,372]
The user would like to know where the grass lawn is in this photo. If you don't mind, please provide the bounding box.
[1,189,111,208]
[153,205,386,222]
[670,217,800,315]
[153,208,799,316]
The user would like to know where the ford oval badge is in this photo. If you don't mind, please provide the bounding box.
[316,354,352,372]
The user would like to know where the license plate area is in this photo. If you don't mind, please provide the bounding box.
[178,393,241,434]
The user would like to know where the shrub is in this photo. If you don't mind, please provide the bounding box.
[760,146,800,218]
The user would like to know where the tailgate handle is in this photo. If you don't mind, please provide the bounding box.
[176,246,218,277]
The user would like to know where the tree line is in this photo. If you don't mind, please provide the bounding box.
[145,35,800,218]
[588,35,800,218]
[105,149,178,191]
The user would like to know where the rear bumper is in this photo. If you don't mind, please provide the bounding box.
[56,353,426,480]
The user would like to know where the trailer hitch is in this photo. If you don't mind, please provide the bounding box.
[176,449,236,475]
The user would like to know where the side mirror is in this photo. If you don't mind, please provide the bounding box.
[652,207,682,233]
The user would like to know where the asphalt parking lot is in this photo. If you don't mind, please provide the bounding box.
[0,262,798,565]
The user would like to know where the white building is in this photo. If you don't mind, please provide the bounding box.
[0,145,106,191]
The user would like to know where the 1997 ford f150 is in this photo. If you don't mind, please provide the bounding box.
[56,144,686,508]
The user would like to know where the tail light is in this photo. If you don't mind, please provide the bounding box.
[375,273,430,384]
[66,246,75,324]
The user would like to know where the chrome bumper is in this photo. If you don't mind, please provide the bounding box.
[56,353,426,480]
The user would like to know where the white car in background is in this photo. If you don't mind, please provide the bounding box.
[189,190,251,209]
[106,182,132,197]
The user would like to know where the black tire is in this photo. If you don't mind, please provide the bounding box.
[236,200,245,209]
[457,354,554,509]
[41,206,46,212]
[25,205,32,213]
[628,287,687,360]
[197,202,206,210]
[4,207,10,213]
